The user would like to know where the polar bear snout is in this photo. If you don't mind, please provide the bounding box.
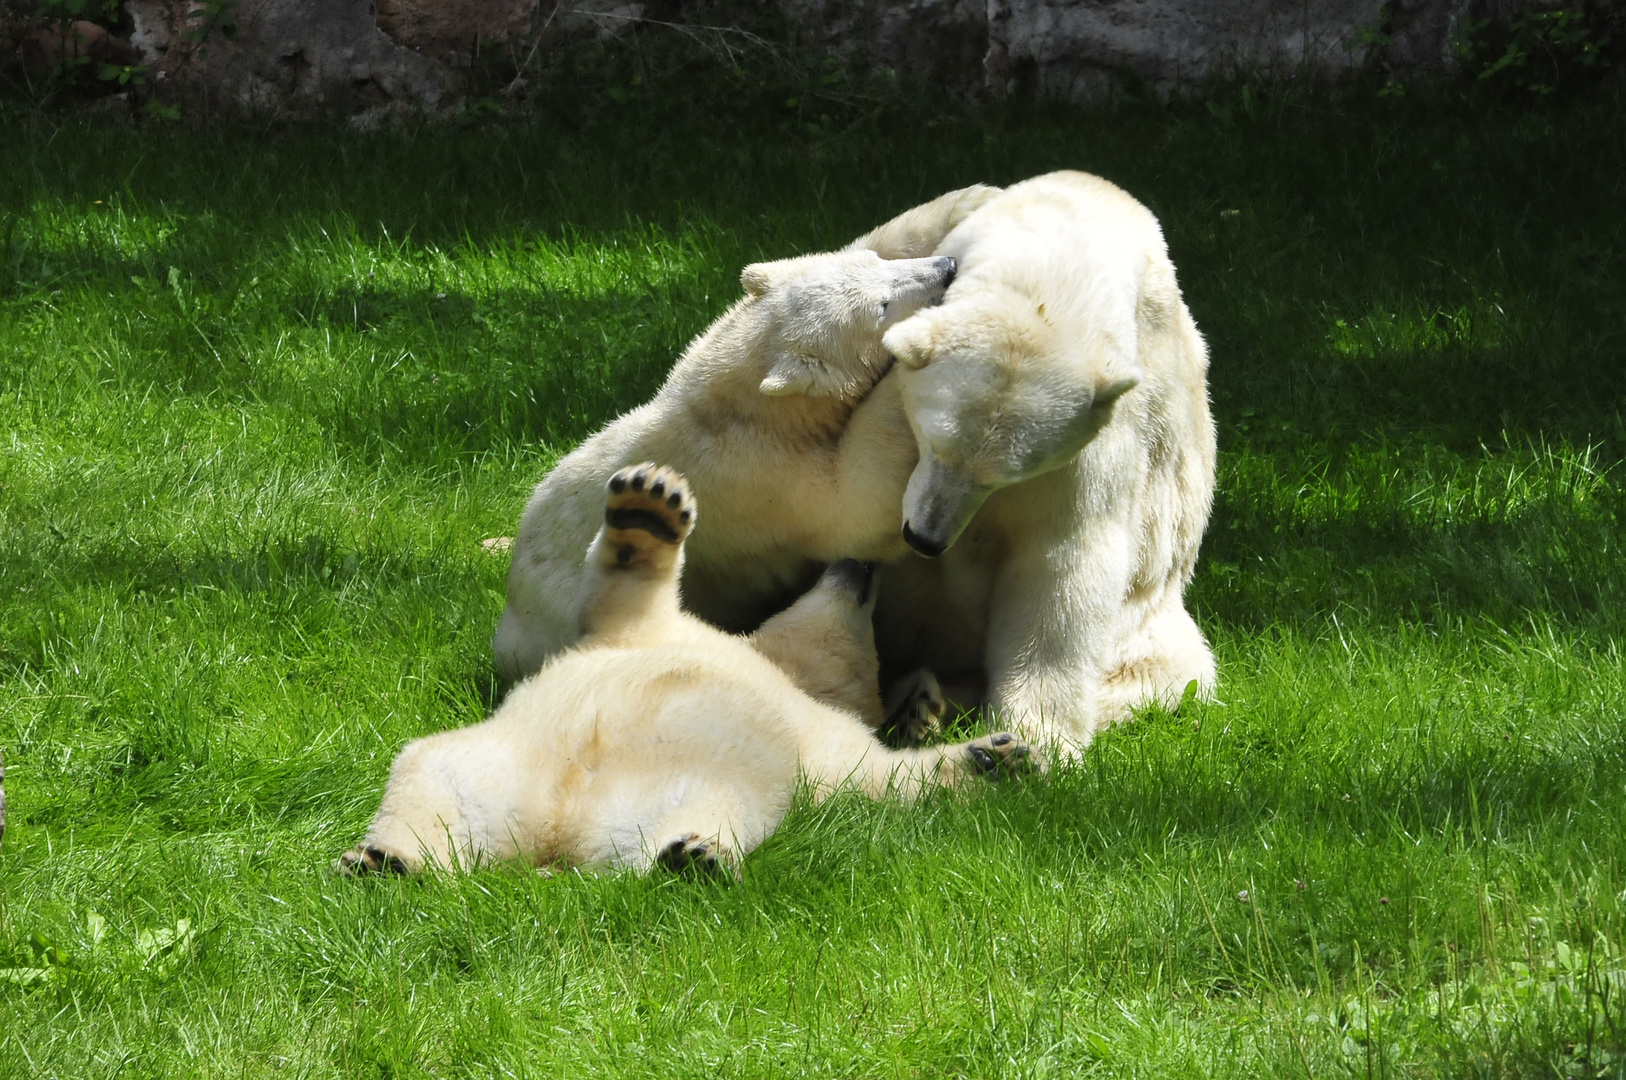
[901,521,946,559]
[878,256,961,330]
[901,453,992,558]
[821,557,879,605]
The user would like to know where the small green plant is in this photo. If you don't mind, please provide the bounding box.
[2,0,239,112]
[1456,5,1616,101]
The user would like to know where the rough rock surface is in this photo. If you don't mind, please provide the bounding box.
[3,0,1535,114]
[126,0,459,118]
[792,0,1414,97]
[374,0,536,70]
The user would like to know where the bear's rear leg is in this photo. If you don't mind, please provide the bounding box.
[336,844,412,877]
[653,833,737,879]
[643,792,749,879]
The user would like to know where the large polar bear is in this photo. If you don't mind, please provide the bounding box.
[342,465,1034,876]
[493,185,1001,688]
[870,171,1218,756]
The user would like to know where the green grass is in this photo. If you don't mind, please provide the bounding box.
[1,85,1624,1077]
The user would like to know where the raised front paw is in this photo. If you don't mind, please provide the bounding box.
[653,833,736,879]
[335,844,412,877]
[882,668,946,747]
[964,732,1042,780]
[603,463,696,567]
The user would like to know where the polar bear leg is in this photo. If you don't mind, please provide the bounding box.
[794,705,1041,800]
[576,464,696,647]
[336,732,500,876]
[846,184,1004,259]
[644,791,760,879]
[492,603,567,689]
[1100,600,1218,715]
[858,731,1042,796]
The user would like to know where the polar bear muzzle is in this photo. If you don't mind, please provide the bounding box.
[900,454,993,558]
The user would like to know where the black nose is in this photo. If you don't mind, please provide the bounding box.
[935,256,957,287]
[901,522,945,558]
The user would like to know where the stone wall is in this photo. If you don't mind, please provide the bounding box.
[790,0,1424,98]
[0,0,1581,116]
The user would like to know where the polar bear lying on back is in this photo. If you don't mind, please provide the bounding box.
[342,465,1033,876]
[493,185,1001,687]
[870,171,1218,755]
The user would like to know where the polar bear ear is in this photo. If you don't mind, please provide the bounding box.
[759,354,818,397]
[741,263,774,298]
[882,318,934,370]
[1094,367,1143,407]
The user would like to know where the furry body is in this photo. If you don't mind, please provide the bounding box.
[493,186,1000,686]
[875,171,1218,755]
[346,466,1031,876]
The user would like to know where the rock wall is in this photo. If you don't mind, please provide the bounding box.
[791,0,1431,98]
[0,0,1575,116]
[123,0,460,120]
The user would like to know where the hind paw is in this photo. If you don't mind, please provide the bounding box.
[882,668,946,747]
[336,844,412,877]
[964,732,1042,780]
[602,463,695,568]
[653,833,734,879]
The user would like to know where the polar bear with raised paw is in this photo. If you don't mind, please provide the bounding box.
[493,185,1002,688]
[342,464,1036,877]
[871,170,1218,757]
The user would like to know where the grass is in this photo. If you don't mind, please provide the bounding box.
[1,82,1624,1077]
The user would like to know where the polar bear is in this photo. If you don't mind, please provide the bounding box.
[872,171,1218,756]
[341,465,1034,877]
[493,186,1002,689]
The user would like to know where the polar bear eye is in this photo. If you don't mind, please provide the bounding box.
[878,302,890,318]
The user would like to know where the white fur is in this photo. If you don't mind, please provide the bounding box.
[351,470,1029,875]
[493,186,1001,685]
[876,171,1218,756]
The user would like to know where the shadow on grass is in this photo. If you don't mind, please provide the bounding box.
[1195,497,1625,633]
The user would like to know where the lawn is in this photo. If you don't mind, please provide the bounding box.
[1,84,1624,1077]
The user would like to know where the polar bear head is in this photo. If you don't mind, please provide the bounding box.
[882,285,1142,556]
[741,250,958,400]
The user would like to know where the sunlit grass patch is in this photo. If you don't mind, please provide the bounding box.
[1326,300,1511,365]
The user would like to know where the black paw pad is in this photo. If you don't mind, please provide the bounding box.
[604,464,695,548]
[965,734,1036,780]
[656,836,726,878]
[340,845,410,877]
[366,846,410,875]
